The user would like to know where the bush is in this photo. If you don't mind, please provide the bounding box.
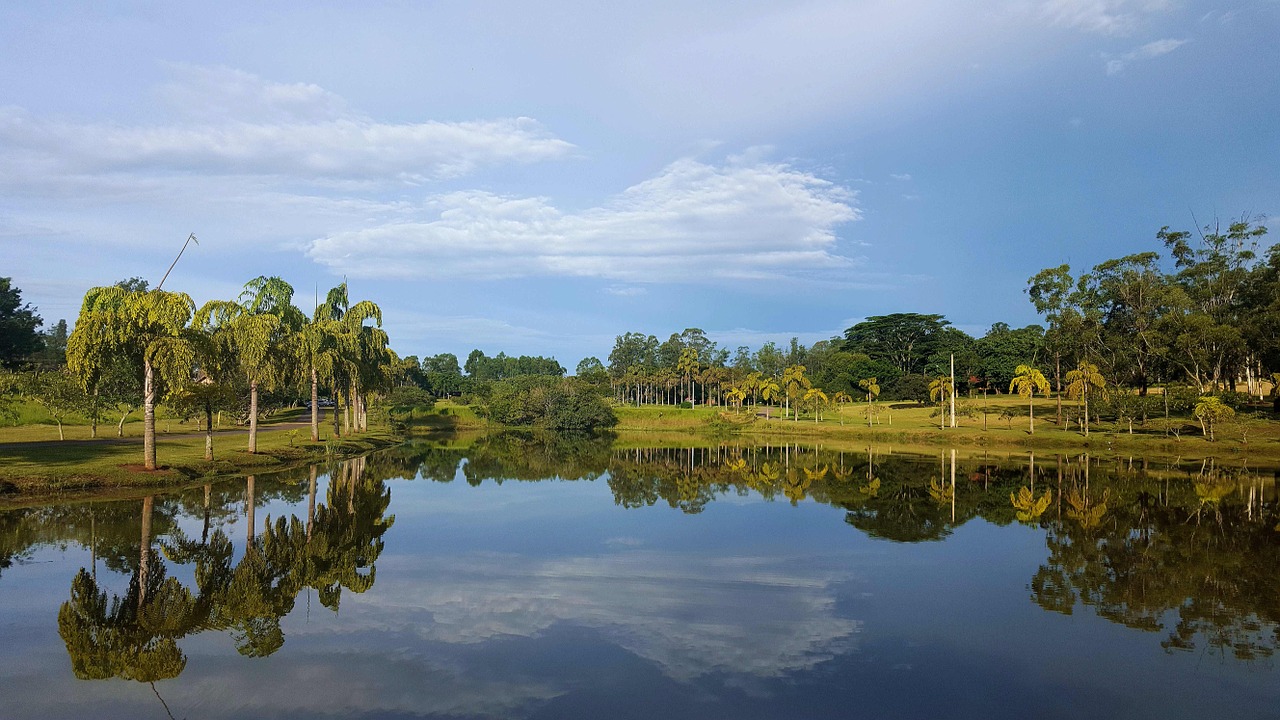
[881,373,930,403]
[384,386,435,414]
[678,401,693,409]
[481,376,617,431]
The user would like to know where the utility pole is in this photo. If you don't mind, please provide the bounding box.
[950,353,957,428]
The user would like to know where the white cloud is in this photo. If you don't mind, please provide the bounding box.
[346,550,860,682]
[0,67,573,188]
[308,157,860,283]
[1036,0,1174,36]
[1104,37,1189,74]
[157,64,350,123]
[604,285,648,297]
[891,173,913,181]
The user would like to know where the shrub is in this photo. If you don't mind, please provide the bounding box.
[481,376,617,431]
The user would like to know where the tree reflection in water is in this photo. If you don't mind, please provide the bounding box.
[56,455,394,685]
[20,438,1280,693]
[594,443,1280,660]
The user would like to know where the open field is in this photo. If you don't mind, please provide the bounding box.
[612,393,1280,459]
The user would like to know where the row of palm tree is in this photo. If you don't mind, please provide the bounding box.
[67,278,395,470]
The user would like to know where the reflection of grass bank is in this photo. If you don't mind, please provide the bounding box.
[0,409,398,501]
[613,397,1280,459]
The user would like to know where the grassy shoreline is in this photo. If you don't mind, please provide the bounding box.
[0,408,400,504]
[2,396,1277,504]
[610,398,1280,461]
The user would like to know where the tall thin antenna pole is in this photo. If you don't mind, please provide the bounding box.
[157,233,198,290]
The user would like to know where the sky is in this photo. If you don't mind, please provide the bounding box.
[3,0,1277,369]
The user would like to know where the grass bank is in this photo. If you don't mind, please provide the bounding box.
[0,408,400,501]
[612,396,1280,460]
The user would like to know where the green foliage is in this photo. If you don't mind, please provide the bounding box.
[1194,395,1235,441]
[465,349,564,381]
[843,313,951,376]
[881,373,930,402]
[0,277,44,367]
[384,386,435,413]
[1011,486,1052,522]
[481,376,617,431]
[25,369,90,439]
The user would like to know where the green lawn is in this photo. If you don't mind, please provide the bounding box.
[0,406,398,501]
[613,394,1280,457]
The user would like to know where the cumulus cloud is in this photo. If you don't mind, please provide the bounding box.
[0,66,573,187]
[1104,37,1189,74]
[1037,0,1173,36]
[348,550,860,682]
[307,157,860,283]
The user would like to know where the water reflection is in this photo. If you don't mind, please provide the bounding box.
[55,456,395,685]
[408,438,1280,660]
[2,437,1280,718]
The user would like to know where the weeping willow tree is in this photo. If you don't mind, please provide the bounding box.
[68,287,195,470]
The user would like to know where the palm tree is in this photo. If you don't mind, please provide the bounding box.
[857,377,880,427]
[1064,360,1105,436]
[314,284,386,434]
[832,390,853,425]
[929,375,953,429]
[296,314,339,442]
[68,286,195,470]
[676,347,700,404]
[1009,364,1050,434]
[724,386,747,412]
[782,365,809,421]
[195,277,302,454]
[759,378,780,419]
[803,387,828,423]
[1193,396,1234,441]
[742,371,762,410]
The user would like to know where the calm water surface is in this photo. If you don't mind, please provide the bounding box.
[2,435,1279,719]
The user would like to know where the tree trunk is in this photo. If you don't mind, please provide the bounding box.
[90,390,99,439]
[245,475,256,547]
[311,366,320,442]
[56,420,64,441]
[333,395,341,437]
[1054,352,1062,425]
[143,358,157,470]
[204,403,214,461]
[343,383,352,435]
[248,378,259,454]
[307,465,317,542]
[139,495,153,608]
[1082,391,1089,437]
[949,354,956,429]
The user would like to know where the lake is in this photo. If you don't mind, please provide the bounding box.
[3,434,1279,719]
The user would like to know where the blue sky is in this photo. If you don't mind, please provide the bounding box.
[3,1,1277,368]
